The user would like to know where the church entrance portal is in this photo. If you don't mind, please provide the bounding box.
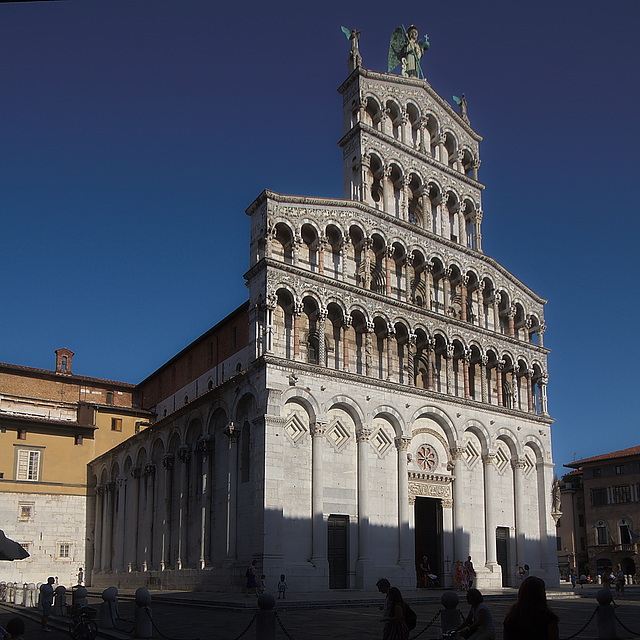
[328,515,349,589]
[496,526,510,586]
[414,497,442,585]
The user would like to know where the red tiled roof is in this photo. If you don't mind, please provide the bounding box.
[566,445,640,468]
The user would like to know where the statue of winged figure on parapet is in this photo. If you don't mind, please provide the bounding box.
[388,24,429,79]
[341,26,362,73]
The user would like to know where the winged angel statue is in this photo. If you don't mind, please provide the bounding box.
[341,26,362,72]
[388,25,429,79]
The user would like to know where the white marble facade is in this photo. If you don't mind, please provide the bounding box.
[88,59,558,592]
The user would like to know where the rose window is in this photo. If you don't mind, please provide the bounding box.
[417,445,437,471]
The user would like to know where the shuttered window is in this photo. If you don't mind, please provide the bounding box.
[16,449,40,481]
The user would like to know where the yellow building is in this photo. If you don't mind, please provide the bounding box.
[0,349,152,585]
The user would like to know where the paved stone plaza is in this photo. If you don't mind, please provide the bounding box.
[2,586,639,640]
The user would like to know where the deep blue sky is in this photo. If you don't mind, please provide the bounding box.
[2,1,638,471]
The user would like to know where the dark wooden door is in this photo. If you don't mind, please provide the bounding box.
[328,515,349,589]
[496,526,509,587]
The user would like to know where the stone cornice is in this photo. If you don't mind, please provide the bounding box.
[244,191,547,307]
[338,122,483,192]
[258,355,554,426]
[337,66,483,143]
[247,257,549,357]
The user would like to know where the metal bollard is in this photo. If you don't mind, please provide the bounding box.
[27,583,37,608]
[100,587,118,629]
[8,583,15,604]
[134,587,152,639]
[53,585,67,615]
[596,588,617,640]
[255,593,275,640]
[440,591,462,634]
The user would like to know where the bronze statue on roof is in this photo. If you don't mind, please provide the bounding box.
[388,24,429,79]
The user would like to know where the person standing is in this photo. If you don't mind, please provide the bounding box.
[464,556,476,589]
[244,560,259,597]
[614,564,625,598]
[503,576,559,640]
[383,587,409,640]
[39,577,55,631]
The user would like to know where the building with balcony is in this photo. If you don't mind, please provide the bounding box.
[564,446,640,581]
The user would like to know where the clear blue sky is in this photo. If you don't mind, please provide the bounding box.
[2,0,638,472]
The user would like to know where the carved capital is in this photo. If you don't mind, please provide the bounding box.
[482,453,497,466]
[310,421,327,438]
[480,355,489,367]
[116,477,127,488]
[162,453,175,470]
[144,464,156,477]
[395,436,411,451]
[511,457,526,470]
[223,422,240,442]
[177,445,191,462]
[130,466,142,479]
[197,435,215,457]
[356,427,372,443]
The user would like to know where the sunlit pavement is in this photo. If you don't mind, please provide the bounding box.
[2,584,639,640]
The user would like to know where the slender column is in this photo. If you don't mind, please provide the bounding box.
[340,238,349,280]
[472,159,481,182]
[477,281,485,326]
[480,356,488,404]
[405,255,414,303]
[426,338,435,389]
[293,302,302,360]
[449,447,466,563]
[512,458,526,567]
[364,320,374,377]
[265,295,276,354]
[100,482,112,571]
[400,110,409,145]
[114,477,127,572]
[395,437,412,567]
[538,323,546,348]
[359,157,370,204]
[385,246,394,296]
[93,485,104,573]
[382,166,391,213]
[507,306,516,338]
[386,326,395,382]
[142,464,156,571]
[538,374,549,416]
[424,262,433,309]
[406,333,416,386]
[493,292,502,333]
[497,360,505,406]
[342,316,351,372]
[126,467,140,571]
[198,436,214,569]
[463,349,471,399]
[459,204,467,244]
[483,453,499,570]
[223,424,240,560]
[317,237,326,274]
[525,369,534,413]
[317,309,327,366]
[363,238,372,289]
[445,343,454,395]
[443,267,452,313]
[401,175,410,221]
[176,446,190,569]
[437,132,446,164]
[310,421,328,566]
[442,499,454,586]
[418,116,427,153]
[160,453,174,570]
[460,275,468,322]
[292,234,301,267]
[356,427,372,566]
[474,207,483,252]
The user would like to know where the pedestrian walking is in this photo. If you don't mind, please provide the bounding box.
[39,577,55,631]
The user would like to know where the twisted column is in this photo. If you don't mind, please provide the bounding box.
[317,309,327,366]
[480,356,488,404]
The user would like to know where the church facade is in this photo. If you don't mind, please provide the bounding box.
[88,41,558,592]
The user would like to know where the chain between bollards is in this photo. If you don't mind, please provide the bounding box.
[409,608,441,640]
[615,612,640,637]
[274,611,296,640]
[143,607,199,640]
[559,606,597,640]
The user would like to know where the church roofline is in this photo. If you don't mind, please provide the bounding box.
[245,190,547,306]
[337,66,483,143]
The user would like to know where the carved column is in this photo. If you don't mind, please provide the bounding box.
[483,454,500,571]
[425,262,433,309]
[223,423,240,560]
[363,238,372,289]
[512,457,526,567]
[385,246,394,296]
[364,320,374,377]
[382,166,391,214]
[142,464,156,571]
[293,301,302,361]
[477,281,485,327]
[493,292,501,333]
[340,237,349,280]
[400,110,410,146]
[538,374,549,416]
[445,343,455,395]
[310,421,328,567]
[461,275,469,322]
[480,355,488,404]
[317,308,327,366]
[356,427,372,581]
[463,349,471,399]
[395,437,413,567]
[418,116,428,154]
[421,185,431,231]
[507,305,516,338]
[426,337,435,389]
[474,206,483,252]
[405,254,414,303]
[401,174,411,221]
[160,453,174,570]
[342,316,351,372]
[526,369,534,413]
[437,132,446,164]
[114,477,127,572]
[176,446,190,569]
[126,467,141,571]
[406,333,416,386]
[264,294,276,354]
[538,323,546,348]
[93,485,104,573]
[497,360,505,407]
[443,267,452,313]
[386,325,395,382]
[449,447,466,563]
[472,159,481,182]
[317,237,326,275]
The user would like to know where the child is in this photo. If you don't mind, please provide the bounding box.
[259,575,266,595]
[278,574,288,599]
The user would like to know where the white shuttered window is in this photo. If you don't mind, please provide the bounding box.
[16,449,40,481]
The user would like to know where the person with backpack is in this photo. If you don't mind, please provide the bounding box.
[382,586,410,640]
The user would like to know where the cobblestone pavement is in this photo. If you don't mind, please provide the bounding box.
[3,589,640,640]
